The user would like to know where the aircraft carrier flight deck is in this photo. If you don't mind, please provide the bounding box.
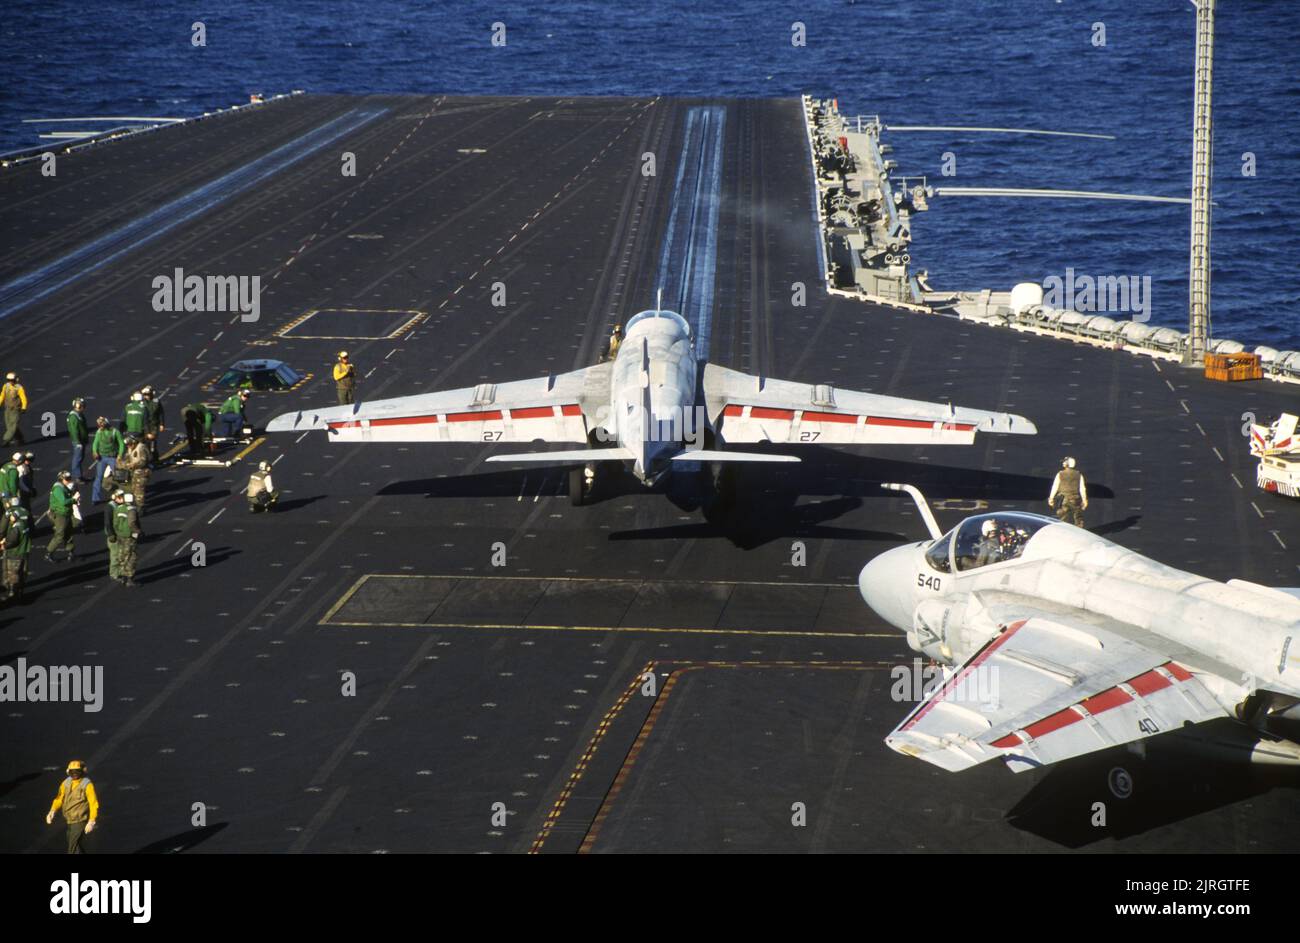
[2,93,1297,853]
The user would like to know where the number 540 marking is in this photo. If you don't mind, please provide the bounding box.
[916,574,941,591]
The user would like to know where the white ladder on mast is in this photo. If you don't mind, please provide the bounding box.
[1186,0,1215,367]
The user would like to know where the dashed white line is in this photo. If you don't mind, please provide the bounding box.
[207,508,226,525]
[1250,502,1264,519]
[1230,472,1243,489]
[1211,446,1224,462]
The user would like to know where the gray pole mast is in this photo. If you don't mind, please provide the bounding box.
[1185,0,1215,367]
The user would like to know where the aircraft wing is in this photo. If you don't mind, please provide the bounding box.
[886,600,1229,773]
[702,363,1035,446]
[265,363,611,444]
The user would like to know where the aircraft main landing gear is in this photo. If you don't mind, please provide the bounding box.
[568,463,596,506]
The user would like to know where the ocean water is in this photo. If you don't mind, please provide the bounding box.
[3,0,1298,348]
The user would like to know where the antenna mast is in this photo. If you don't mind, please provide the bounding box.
[1185,0,1215,367]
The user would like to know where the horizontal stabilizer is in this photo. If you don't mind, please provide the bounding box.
[485,448,633,464]
[670,450,800,463]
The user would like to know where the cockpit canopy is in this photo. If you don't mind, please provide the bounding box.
[626,309,691,337]
[924,512,1057,573]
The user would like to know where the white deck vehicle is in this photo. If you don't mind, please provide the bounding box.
[1251,413,1300,498]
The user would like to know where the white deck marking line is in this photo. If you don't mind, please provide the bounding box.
[1230,472,1243,489]
[207,507,226,524]
[1211,446,1224,462]
[295,431,310,443]
[1251,502,1264,519]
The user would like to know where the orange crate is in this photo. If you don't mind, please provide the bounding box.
[1205,352,1262,382]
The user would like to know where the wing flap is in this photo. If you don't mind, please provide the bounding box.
[702,363,1035,446]
[886,611,1229,773]
[266,363,610,444]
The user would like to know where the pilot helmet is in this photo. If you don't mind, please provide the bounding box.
[981,519,997,537]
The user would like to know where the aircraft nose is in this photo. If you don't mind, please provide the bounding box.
[858,545,917,633]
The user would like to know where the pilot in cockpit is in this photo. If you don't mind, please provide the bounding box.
[973,519,1004,567]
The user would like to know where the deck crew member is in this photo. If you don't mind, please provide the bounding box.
[45,471,79,563]
[106,490,141,586]
[141,385,165,465]
[2,504,31,601]
[122,434,151,514]
[217,389,250,438]
[90,417,124,503]
[1048,456,1088,527]
[122,390,148,439]
[1,372,28,446]
[182,402,215,455]
[68,398,89,480]
[334,351,357,405]
[17,451,36,515]
[246,460,279,512]
[0,452,20,499]
[46,761,99,854]
[605,325,622,361]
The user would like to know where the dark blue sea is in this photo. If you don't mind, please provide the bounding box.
[4,0,1298,348]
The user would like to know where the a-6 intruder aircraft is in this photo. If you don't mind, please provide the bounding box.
[266,305,1035,504]
[859,484,1300,777]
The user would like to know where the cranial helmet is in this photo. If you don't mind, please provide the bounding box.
[1063,457,1076,469]
[258,461,270,472]
[338,350,349,359]
[11,452,21,463]
[66,760,87,775]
